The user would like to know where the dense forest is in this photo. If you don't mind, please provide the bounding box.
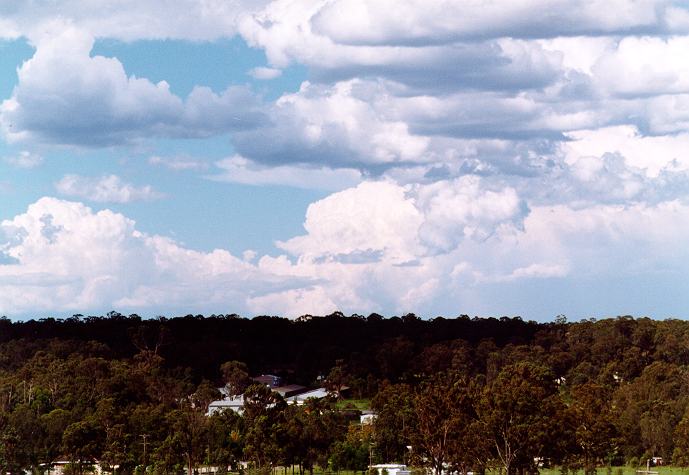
[2,312,689,475]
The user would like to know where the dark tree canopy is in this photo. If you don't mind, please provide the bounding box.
[2,313,689,474]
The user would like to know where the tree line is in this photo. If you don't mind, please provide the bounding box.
[2,313,689,474]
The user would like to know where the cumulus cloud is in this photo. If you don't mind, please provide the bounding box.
[55,175,163,203]
[593,36,689,97]
[278,177,528,260]
[0,180,527,316]
[4,186,689,319]
[232,0,689,182]
[240,4,565,93]
[0,198,306,315]
[278,181,425,263]
[563,126,689,176]
[234,80,430,167]
[310,0,676,45]
[0,26,264,147]
[3,2,689,180]
[0,0,268,41]
[4,1,689,319]
[0,198,155,313]
[262,180,689,317]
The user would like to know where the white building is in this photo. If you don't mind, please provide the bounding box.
[206,387,330,415]
[207,395,245,415]
[285,387,329,405]
[370,464,411,475]
[360,410,377,424]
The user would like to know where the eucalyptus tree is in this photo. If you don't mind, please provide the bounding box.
[476,362,562,475]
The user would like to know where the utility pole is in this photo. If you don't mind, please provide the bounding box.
[140,434,149,472]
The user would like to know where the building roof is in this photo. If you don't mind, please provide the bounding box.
[273,384,308,397]
[252,374,282,388]
[208,384,330,415]
[207,395,244,415]
[286,387,329,404]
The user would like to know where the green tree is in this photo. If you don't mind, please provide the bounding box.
[62,419,103,475]
[243,383,286,469]
[564,383,618,474]
[330,422,373,472]
[371,383,414,463]
[220,361,251,397]
[325,360,349,400]
[207,409,244,472]
[410,372,483,475]
[477,362,562,475]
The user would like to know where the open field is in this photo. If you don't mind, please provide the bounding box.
[335,398,372,411]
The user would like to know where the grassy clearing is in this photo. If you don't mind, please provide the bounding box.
[335,398,371,411]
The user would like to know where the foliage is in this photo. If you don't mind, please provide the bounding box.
[2,314,689,474]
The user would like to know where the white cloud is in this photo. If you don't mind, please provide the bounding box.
[0,1,269,42]
[414,177,526,252]
[148,155,209,171]
[278,177,528,260]
[55,174,163,203]
[563,126,689,176]
[0,197,305,316]
[266,182,689,317]
[0,0,682,46]
[234,79,430,167]
[592,36,689,97]
[4,1,689,319]
[3,150,42,168]
[248,286,338,317]
[4,188,689,319]
[278,181,425,263]
[311,0,672,45]
[211,155,362,191]
[249,66,283,80]
[240,4,565,93]
[0,198,154,313]
[0,25,264,147]
[0,180,528,317]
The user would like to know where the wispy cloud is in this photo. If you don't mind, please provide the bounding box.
[249,66,282,80]
[3,150,42,168]
[148,155,209,171]
[210,155,362,191]
[55,175,163,203]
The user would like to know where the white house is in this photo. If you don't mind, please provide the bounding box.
[207,395,245,415]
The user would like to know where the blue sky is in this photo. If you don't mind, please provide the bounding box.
[2,0,689,320]
[0,35,320,256]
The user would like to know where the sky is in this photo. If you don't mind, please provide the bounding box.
[2,1,689,321]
